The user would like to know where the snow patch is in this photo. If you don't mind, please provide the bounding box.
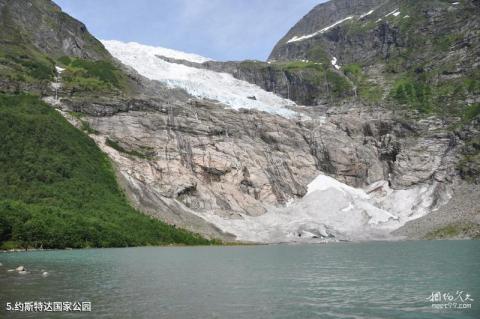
[359,10,374,19]
[331,57,341,70]
[287,16,353,43]
[104,40,211,63]
[385,9,400,18]
[187,174,440,243]
[102,40,298,118]
[307,174,367,198]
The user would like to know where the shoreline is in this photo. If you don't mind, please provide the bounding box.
[1,237,478,253]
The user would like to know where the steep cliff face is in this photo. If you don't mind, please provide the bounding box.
[2,0,479,242]
[55,86,465,241]
[69,0,478,241]
[165,0,480,113]
[269,0,387,61]
[0,0,109,60]
[154,56,354,106]
[0,0,139,97]
[269,0,480,112]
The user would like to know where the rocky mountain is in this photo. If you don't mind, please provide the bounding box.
[1,0,479,245]
[0,0,218,248]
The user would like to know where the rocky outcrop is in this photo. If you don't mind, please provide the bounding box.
[0,0,110,60]
[5,0,479,242]
[156,56,353,106]
[52,85,467,240]
[269,0,387,61]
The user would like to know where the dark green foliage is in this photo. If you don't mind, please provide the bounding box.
[105,138,153,159]
[0,45,55,86]
[463,103,480,122]
[59,56,123,87]
[326,70,353,98]
[343,64,382,104]
[425,223,480,239]
[433,33,464,51]
[0,94,215,249]
[457,136,480,183]
[391,76,432,113]
[305,45,331,65]
[0,5,55,87]
[280,61,325,72]
[8,53,54,80]
[58,56,129,94]
[277,61,353,99]
[343,64,362,78]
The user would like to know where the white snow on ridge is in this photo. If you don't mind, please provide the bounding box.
[102,40,297,118]
[385,9,400,18]
[359,9,374,19]
[286,9,378,44]
[104,40,211,63]
[287,16,353,43]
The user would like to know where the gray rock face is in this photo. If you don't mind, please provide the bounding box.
[394,181,480,239]
[55,87,465,240]
[0,0,110,60]
[155,56,352,106]
[12,0,478,241]
[269,0,387,61]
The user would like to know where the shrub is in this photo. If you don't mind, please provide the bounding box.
[0,94,214,249]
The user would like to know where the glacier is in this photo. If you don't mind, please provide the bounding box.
[102,40,298,118]
[187,174,438,243]
[97,40,441,244]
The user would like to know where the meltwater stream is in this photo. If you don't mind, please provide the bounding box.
[0,241,479,319]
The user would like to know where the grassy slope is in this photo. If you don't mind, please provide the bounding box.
[0,94,215,249]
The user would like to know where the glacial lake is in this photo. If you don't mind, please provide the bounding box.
[0,241,479,319]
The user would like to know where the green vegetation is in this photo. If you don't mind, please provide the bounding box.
[305,45,331,65]
[463,103,480,122]
[326,70,353,98]
[0,40,55,90]
[105,138,154,159]
[239,58,354,101]
[273,59,353,99]
[390,76,433,113]
[0,94,216,249]
[343,63,383,104]
[425,223,480,240]
[389,71,480,115]
[0,5,55,90]
[58,56,129,94]
[378,1,480,116]
[280,61,324,72]
[343,18,377,36]
[457,135,480,183]
[433,33,464,51]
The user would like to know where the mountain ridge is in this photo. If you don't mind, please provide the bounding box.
[0,0,479,245]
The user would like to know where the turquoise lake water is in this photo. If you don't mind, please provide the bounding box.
[0,240,479,318]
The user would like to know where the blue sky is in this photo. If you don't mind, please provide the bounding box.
[55,0,325,61]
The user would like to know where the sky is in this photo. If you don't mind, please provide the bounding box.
[54,0,326,61]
